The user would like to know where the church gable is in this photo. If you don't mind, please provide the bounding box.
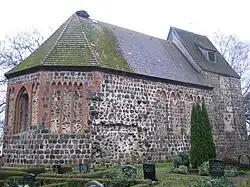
[168,27,240,78]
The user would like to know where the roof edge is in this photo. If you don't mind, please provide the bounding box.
[4,65,213,90]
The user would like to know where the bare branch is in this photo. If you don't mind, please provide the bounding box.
[0,28,44,122]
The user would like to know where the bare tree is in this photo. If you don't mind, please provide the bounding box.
[0,28,44,130]
[213,32,250,127]
[213,33,250,95]
[0,28,44,70]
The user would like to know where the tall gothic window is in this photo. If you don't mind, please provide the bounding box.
[14,87,29,134]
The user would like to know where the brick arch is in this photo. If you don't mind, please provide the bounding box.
[36,82,40,89]
[32,82,35,90]
[51,81,56,87]
[197,96,201,103]
[73,82,78,88]
[14,86,30,134]
[176,93,181,100]
[202,97,205,103]
[190,95,193,102]
[170,92,176,99]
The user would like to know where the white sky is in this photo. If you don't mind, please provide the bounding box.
[0,0,250,41]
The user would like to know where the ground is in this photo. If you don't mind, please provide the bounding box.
[1,161,250,186]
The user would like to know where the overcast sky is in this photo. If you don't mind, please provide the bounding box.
[0,0,250,41]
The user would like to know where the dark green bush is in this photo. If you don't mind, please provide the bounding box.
[172,165,188,174]
[172,152,190,168]
[190,104,207,168]
[172,153,182,168]
[178,152,190,167]
[122,165,137,178]
[201,103,216,160]
[0,170,27,180]
[238,170,247,175]
[105,168,137,187]
[198,161,209,176]
[42,182,68,187]
[190,103,215,168]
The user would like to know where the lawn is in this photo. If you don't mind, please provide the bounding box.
[130,162,250,187]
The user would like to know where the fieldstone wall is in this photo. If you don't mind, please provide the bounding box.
[3,69,248,167]
[203,72,248,157]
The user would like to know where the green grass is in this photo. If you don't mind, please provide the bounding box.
[154,174,202,187]
[4,162,250,187]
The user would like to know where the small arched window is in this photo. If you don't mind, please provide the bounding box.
[14,87,30,134]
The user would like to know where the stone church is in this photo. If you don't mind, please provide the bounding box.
[3,10,248,167]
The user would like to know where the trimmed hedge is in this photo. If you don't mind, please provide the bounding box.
[37,177,111,187]
[0,170,27,180]
[60,166,72,174]
[0,180,6,186]
[1,167,45,175]
[38,170,108,178]
[37,177,151,187]
[5,176,23,186]
[131,184,151,187]
[42,182,68,187]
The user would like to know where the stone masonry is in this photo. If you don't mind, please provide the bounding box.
[3,68,248,167]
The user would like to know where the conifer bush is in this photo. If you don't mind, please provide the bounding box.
[190,103,215,168]
[201,102,216,159]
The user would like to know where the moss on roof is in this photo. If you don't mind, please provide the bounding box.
[8,12,131,74]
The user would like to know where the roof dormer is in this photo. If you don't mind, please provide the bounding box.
[197,44,216,63]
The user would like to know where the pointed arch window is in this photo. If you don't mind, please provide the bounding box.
[14,87,30,134]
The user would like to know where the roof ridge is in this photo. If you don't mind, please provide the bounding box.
[101,22,164,40]
[172,26,207,38]
[41,16,73,64]
[75,14,100,65]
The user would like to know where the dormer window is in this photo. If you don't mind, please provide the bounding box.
[208,51,215,62]
[197,45,216,63]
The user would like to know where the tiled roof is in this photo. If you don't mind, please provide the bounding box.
[171,27,240,78]
[6,11,208,86]
[102,22,207,86]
